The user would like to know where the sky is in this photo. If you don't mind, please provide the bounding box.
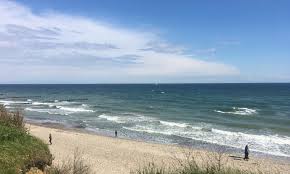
[0,0,289,83]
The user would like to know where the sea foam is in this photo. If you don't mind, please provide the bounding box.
[0,100,31,105]
[98,113,153,124]
[214,107,257,115]
[25,107,69,116]
[25,99,94,115]
[56,106,94,112]
[124,121,290,157]
[98,114,125,123]
[159,120,189,128]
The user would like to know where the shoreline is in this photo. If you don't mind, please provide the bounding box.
[26,120,290,161]
[26,122,290,174]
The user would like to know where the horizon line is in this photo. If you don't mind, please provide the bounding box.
[0,82,290,85]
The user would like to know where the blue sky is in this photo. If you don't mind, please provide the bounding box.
[0,0,289,83]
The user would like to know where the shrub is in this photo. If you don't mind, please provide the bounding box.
[0,105,52,173]
[0,105,25,129]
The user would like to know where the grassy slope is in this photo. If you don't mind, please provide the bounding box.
[0,106,52,174]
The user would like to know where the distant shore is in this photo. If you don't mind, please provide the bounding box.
[27,123,290,174]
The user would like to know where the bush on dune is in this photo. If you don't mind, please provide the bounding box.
[0,105,25,129]
[0,105,92,174]
[0,105,52,173]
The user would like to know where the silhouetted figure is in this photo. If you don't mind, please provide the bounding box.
[115,130,118,137]
[49,133,52,145]
[244,144,249,160]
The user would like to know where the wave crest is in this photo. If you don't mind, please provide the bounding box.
[0,100,31,105]
[159,121,189,128]
[124,123,290,157]
[214,107,257,115]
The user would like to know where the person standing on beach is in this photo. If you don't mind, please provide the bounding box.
[244,144,249,160]
[49,133,52,145]
[115,130,118,137]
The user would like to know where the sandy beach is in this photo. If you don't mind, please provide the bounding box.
[26,123,290,174]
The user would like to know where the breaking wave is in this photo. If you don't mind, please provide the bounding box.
[98,113,153,124]
[99,114,124,123]
[124,122,290,157]
[98,113,290,156]
[159,121,189,128]
[214,107,257,115]
[0,98,94,115]
[98,113,200,130]
[56,106,94,112]
[24,99,94,115]
[32,102,55,107]
[0,100,31,106]
[25,107,70,116]
[98,113,289,157]
[25,105,94,115]
[32,100,75,107]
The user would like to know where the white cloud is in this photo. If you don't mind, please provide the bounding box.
[0,0,239,83]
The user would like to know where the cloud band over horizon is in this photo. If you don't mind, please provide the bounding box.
[0,0,239,83]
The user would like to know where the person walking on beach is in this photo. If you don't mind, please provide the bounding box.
[49,133,52,145]
[115,130,118,137]
[244,144,249,160]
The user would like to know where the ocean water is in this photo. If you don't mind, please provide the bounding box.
[0,84,290,158]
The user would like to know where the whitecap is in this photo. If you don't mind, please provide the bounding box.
[58,106,94,113]
[124,125,173,135]
[32,100,77,108]
[159,120,188,128]
[25,103,94,115]
[0,100,31,106]
[123,122,290,157]
[32,101,50,106]
[25,107,69,116]
[98,113,155,124]
[98,114,125,123]
[214,107,257,115]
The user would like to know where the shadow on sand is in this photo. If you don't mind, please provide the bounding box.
[229,155,243,161]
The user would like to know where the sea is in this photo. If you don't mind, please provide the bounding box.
[0,84,289,159]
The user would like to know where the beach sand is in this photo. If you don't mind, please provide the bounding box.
[27,124,290,174]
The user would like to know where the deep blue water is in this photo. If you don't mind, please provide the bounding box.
[0,84,290,157]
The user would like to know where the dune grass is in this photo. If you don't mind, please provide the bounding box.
[132,161,256,174]
[132,151,260,174]
[45,148,91,174]
[0,105,52,174]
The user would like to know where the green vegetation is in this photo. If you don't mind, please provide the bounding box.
[0,105,52,174]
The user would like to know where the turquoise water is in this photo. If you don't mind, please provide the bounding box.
[0,84,290,157]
